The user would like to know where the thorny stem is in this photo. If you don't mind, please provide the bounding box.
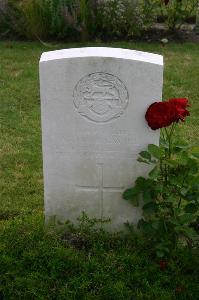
[161,123,176,186]
[178,198,182,209]
[161,128,167,143]
[177,176,187,209]
[164,123,176,159]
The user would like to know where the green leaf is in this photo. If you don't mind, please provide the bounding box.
[156,243,170,255]
[143,202,158,214]
[135,177,148,188]
[167,159,178,167]
[142,190,153,203]
[149,166,159,179]
[139,151,151,160]
[179,213,194,225]
[138,219,154,234]
[179,151,189,165]
[156,250,164,258]
[154,183,164,194]
[189,175,199,186]
[123,187,139,200]
[184,203,198,214]
[186,191,199,201]
[190,146,199,158]
[123,187,140,206]
[187,160,199,175]
[151,221,160,230]
[169,175,182,185]
[160,137,169,149]
[170,218,178,226]
[186,176,198,188]
[164,195,176,203]
[184,227,198,240]
[174,143,189,152]
[148,144,164,159]
[137,157,150,164]
[187,157,198,167]
[174,225,183,233]
[180,188,189,197]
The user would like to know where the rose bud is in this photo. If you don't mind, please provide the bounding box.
[159,260,168,270]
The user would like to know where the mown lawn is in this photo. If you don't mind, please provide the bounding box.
[0,41,199,299]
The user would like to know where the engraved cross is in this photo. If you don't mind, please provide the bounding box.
[76,163,124,218]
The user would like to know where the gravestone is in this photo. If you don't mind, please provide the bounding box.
[40,47,163,230]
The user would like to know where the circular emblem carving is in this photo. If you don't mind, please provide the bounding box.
[73,72,129,123]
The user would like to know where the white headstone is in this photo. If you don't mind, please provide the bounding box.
[40,47,163,230]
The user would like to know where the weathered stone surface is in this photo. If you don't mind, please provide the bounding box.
[40,47,163,230]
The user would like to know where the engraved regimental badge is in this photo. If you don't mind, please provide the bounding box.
[73,72,129,123]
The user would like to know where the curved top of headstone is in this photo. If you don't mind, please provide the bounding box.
[40,47,163,66]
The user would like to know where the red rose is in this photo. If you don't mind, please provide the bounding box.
[176,285,183,293]
[169,98,189,108]
[145,98,190,130]
[169,98,190,121]
[145,102,176,130]
[159,260,167,270]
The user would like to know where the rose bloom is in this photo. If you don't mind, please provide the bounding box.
[145,101,176,130]
[169,98,190,121]
[176,285,183,293]
[159,260,168,270]
[145,98,190,130]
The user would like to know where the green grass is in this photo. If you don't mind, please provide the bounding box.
[0,41,199,299]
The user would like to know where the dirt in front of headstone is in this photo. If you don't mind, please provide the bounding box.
[61,232,90,250]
